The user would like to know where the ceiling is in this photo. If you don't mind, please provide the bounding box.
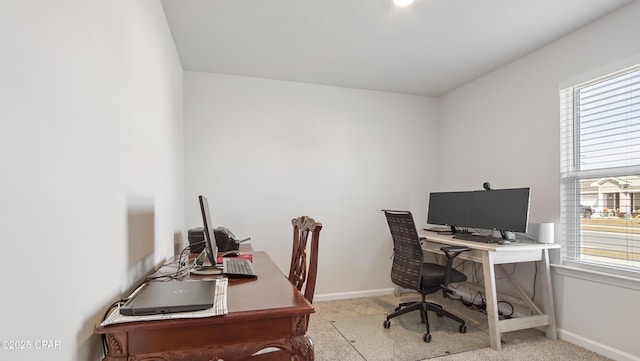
[161,0,634,97]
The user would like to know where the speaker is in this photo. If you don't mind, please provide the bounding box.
[538,222,555,244]
[187,227,205,254]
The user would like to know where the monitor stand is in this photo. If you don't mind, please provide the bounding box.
[499,230,515,240]
[437,225,471,236]
[191,250,222,275]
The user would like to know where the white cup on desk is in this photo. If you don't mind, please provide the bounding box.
[538,222,555,244]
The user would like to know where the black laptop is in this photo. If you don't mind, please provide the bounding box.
[119,280,216,316]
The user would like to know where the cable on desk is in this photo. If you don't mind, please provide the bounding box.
[144,267,192,282]
[470,262,484,285]
[174,243,194,275]
[143,245,196,283]
[495,263,517,281]
[498,300,514,318]
[470,291,484,307]
[101,298,129,357]
[187,239,206,253]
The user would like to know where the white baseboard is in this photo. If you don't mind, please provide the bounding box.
[313,288,396,302]
[558,328,640,361]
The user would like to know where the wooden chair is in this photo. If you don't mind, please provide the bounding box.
[288,215,322,304]
[249,216,322,361]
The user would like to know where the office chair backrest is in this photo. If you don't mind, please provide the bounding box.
[383,210,424,291]
[289,216,322,304]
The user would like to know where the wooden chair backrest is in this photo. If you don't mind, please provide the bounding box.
[288,216,322,304]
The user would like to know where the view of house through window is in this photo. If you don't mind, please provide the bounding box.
[578,176,640,269]
[560,63,640,274]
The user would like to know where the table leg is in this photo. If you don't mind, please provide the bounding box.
[482,251,502,351]
[290,333,314,361]
[541,248,558,339]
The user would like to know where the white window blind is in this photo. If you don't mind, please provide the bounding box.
[560,64,640,275]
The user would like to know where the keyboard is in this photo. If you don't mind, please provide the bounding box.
[223,257,257,278]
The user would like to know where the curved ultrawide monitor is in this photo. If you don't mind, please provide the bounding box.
[427,187,530,234]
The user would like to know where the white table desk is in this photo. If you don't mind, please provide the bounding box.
[418,230,560,351]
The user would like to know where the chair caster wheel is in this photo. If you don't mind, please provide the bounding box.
[459,324,467,333]
[383,320,391,329]
[423,333,432,343]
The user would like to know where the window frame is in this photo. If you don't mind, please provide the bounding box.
[559,63,640,280]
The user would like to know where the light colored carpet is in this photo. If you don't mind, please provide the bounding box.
[309,293,613,361]
[332,312,487,360]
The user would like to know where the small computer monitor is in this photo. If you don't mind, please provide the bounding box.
[469,187,531,233]
[198,195,218,266]
[427,191,473,232]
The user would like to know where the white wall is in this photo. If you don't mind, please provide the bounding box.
[184,72,438,298]
[438,2,640,360]
[0,1,183,360]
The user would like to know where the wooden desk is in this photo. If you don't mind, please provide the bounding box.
[96,251,315,361]
[418,230,560,351]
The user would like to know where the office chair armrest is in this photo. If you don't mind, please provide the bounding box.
[440,246,470,298]
[440,246,471,258]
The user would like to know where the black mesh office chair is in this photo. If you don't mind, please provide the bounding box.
[382,210,470,343]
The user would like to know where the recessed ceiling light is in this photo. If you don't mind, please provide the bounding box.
[393,0,415,6]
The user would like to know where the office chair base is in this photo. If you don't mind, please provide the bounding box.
[384,299,467,343]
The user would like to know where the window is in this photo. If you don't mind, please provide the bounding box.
[560,64,640,276]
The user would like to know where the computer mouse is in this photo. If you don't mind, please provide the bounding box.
[498,240,511,245]
[222,250,240,257]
